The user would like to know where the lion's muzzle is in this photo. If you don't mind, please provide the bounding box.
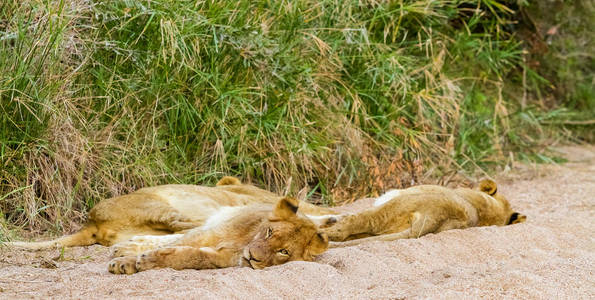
[240,248,261,269]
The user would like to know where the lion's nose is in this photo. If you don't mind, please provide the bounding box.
[248,249,261,262]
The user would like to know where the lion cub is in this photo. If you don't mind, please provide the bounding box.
[321,179,526,247]
[108,197,329,274]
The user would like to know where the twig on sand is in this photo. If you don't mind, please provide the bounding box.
[0,278,53,284]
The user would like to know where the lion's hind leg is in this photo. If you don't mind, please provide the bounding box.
[434,219,469,233]
[6,224,99,250]
[111,234,184,257]
[125,197,203,233]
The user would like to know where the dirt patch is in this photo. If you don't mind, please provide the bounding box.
[1,145,594,299]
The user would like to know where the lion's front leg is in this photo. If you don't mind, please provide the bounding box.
[111,234,184,257]
[135,246,236,272]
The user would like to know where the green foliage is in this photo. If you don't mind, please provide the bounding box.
[0,0,590,233]
[526,0,594,111]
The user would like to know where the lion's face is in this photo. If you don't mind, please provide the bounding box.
[241,197,329,269]
[479,179,527,225]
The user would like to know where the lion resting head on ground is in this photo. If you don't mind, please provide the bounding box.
[240,197,329,269]
[475,179,527,225]
[108,196,329,274]
[320,179,527,247]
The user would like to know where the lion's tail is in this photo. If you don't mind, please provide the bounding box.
[4,224,98,250]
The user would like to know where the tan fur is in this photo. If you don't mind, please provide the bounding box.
[321,179,527,247]
[108,197,329,274]
[8,177,335,250]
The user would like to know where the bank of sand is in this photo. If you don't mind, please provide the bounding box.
[1,145,593,299]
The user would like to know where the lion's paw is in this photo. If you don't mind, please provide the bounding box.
[308,214,342,228]
[320,226,350,241]
[108,256,138,275]
[320,216,338,228]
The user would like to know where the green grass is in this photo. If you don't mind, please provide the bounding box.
[0,0,592,235]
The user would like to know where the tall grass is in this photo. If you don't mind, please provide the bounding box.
[1,0,591,236]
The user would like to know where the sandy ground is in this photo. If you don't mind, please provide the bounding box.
[1,145,594,299]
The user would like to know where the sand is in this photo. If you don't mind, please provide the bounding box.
[1,145,593,299]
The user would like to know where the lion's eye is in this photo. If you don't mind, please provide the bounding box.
[279,249,289,256]
[266,227,273,239]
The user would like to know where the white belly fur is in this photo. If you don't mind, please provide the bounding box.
[374,189,402,207]
[199,206,243,231]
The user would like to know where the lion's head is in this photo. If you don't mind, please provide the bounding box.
[478,179,527,225]
[240,197,329,269]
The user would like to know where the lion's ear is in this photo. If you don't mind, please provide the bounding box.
[307,232,329,258]
[479,179,498,196]
[271,197,299,220]
[216,176,242,186]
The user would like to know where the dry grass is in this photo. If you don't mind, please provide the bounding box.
[0,0,591,237]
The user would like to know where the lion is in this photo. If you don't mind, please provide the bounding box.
[7,177,336,250]
[320,179,527,247]
[107,196,329,274]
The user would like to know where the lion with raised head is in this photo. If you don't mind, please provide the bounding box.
[108,197,329,274]
[320,179,527,247]
[7,177,336,250]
